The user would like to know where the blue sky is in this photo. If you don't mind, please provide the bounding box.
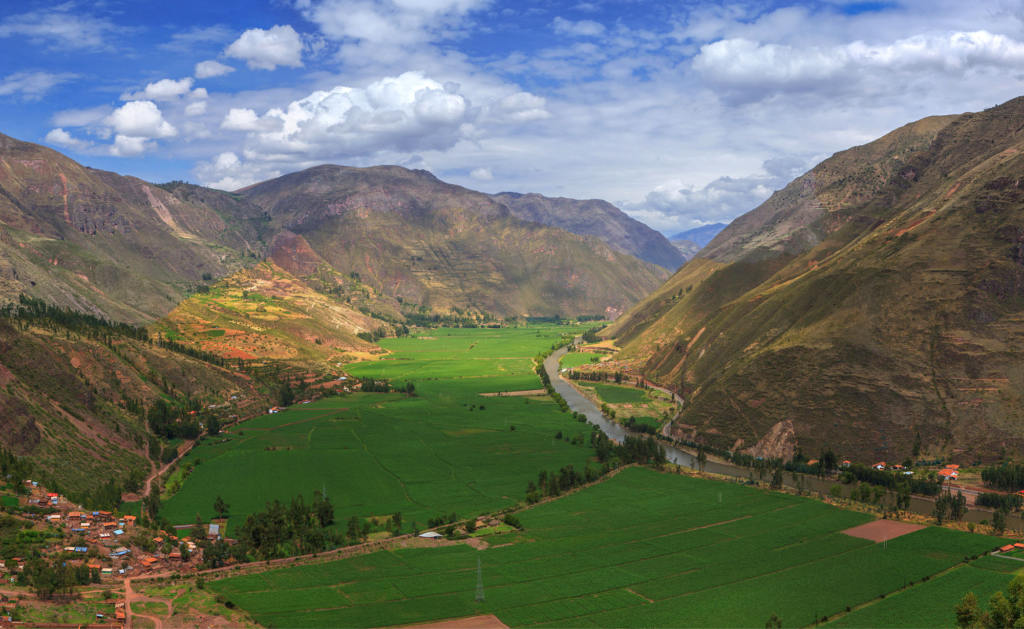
[3,1,1024,234]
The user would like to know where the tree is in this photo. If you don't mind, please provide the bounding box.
[191,513,205,542]
[770,467,783,490]
[213,495,229,519]
[993,507,1008,535]
[278,381,295,407]
[820,449,838,474]
[313,490,334,528]
[144,484,161,521]
[954,591,979,627]
[207,415,221,436]
[405,381,416,397]
[765,613,782,628]
[696,445,707,473]
[912,430,922,458]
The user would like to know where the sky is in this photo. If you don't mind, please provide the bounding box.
[3,1,1024,235]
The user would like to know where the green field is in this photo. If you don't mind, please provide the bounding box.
[592,383,648,404]
[209,467,1004,628]
[829,554,1021,627]
[559,352,600,369]
[161,326,594,528]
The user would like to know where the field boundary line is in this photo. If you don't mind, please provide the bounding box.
[816,560,978,627]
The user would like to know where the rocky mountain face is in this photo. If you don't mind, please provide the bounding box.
[492,192,686,270]
[607,97,1024,464]
[0,133,265,324]
[239,165,668,320]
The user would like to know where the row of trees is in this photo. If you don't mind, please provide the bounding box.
[18,557,100,600]
[232,491,337,559]
[981,463,1024,492]
[956,575,1024,627]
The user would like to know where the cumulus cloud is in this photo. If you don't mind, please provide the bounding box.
[469,167,492,180]
[104,101,177,139]
[552,17,605,37]
[194,59,235,78]
[185,101,207,116]
[110,134,151,157]
[44,128,89,150]
[121,77,194,101]
[221,108,274,131]
[0,71,76,100]
[225,25,303,70]
[195,151,281,191]
[303,0,486,46]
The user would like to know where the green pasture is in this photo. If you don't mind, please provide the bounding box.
[559,352,600,369]
[592,383,648,404]
[829,554,1021,627]
[160,325,593,528]
[209,467,1004,628]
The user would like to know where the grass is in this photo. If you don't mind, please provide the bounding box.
[592,383,648,404]
[559,352,600,369]
[209,467,1004,628]
[131,601,169,615]
[161,325,594,529]
[829,555,1021,627]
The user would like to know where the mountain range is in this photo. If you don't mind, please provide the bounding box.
[608,96,1024,463]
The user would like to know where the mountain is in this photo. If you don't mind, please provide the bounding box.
[492,192,686,270]
[607,96,1024,463]
[239,165,669,320]
[0,133,265,324]
[670,223,727,248]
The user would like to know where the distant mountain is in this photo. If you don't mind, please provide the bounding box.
[492,192,686,270]
[669,238,701,262]
[607,96,1024,463]
[239,165,669,320]
[669,223,727,248]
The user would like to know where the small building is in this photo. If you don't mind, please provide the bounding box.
[873,462,886,471]
[418,531,443,539]
[207,523,220,539]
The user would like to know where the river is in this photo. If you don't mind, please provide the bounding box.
[544,344,1023,532]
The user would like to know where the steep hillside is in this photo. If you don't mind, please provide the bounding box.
[0,134,263,324]
[240,165,668,319]
[158,261,385,364]
[0,299,272,499]
[609,96,1024,464]
[492,192,685,270]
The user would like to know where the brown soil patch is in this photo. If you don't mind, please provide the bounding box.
[395,614,508,629]
[842,519,924,542]
[479,389,546,397]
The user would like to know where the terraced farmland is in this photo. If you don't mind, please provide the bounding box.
[208,467,1004,627]
[160,325,594,528]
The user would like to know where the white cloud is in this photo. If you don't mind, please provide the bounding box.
[121,77,194,101]
[161,25,234,52]
[469,167,492,180]
[44,128,89,150]
[191,87,208,100]
[52,105,111,127]
[110,134,151,157]
[104,101,177,139]
[693,30,1024,100]
[225,25,303,70]
[185,101,207,116]
[488,91,550,123]
[195,151,281,190]
[194,59,235,79]
[0,4,116,50]
[552,17,605,38]
[0,71,76,100]
[221,108,271,131]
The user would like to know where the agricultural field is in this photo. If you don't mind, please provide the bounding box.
[208,467,1003,628]
[559,351,600,369]
[592,383,648,404]
[160,325,594,529]
[829,554,1021,627]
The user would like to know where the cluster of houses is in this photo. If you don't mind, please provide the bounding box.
[12,480,205,584]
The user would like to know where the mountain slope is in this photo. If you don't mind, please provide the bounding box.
[240,165,669,319]
[0,134,266,324]
[670,223,727,248]
[608,97,1024,463]
[492,192,685,270]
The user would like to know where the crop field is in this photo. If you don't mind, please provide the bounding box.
[591,383,648,404]
[161,325,594,528]
[559,352,600,369]
[208,467,1003,628]
[830,554,1021,627]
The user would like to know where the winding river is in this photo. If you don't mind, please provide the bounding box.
[544,344,1024,531]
